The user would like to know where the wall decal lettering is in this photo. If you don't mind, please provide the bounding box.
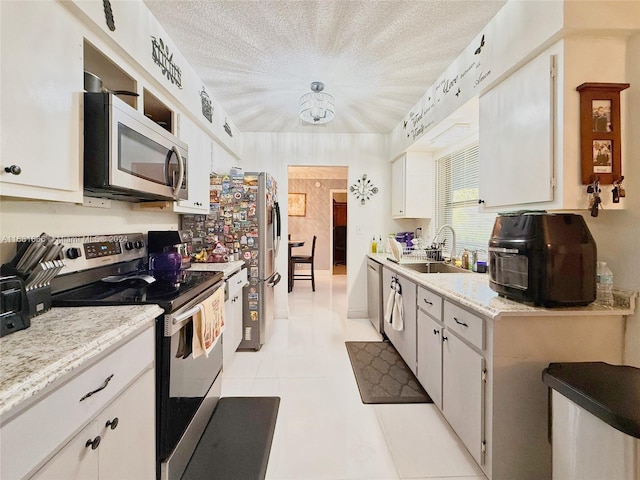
[151,36,182,88]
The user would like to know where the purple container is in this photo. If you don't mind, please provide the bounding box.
[149,252,182,272]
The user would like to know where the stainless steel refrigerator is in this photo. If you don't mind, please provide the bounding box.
[181,171,281,350]
[240,172,281,350]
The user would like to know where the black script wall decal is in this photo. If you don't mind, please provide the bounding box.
[103,0,115,31]
[151,36,182,88]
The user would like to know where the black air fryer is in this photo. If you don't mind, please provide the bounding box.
[488,211,597,307]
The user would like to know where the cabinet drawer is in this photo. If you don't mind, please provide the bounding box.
[444,301,484,350]
[0,327,154,480]
[228,268,248,297]
[417,286,443,321]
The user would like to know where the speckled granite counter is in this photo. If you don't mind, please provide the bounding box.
[189,260,244,278]
[368,253,637,319]
[0,305,162,418]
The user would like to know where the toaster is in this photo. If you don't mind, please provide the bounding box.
[488,211,597,307]
[0,276,30,337]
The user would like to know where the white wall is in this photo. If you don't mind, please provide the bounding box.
[581,33,640,367]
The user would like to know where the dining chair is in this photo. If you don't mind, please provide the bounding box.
[290,236,317,291]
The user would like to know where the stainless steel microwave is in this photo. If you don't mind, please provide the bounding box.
[83,93,188,201]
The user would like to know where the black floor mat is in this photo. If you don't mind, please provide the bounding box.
[181,396,280,480]
[345,341,432,404]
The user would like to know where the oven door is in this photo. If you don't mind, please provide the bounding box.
[157,283,224,480]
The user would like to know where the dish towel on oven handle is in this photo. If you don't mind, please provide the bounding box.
[383,277,404,331]
[192,286,225,358]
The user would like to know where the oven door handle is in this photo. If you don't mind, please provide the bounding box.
[172,305,201,326]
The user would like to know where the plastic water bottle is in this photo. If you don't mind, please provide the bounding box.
[596,261,614,306]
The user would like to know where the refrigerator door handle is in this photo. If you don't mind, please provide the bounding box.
[266,272,281,288]
[273,201,281,258]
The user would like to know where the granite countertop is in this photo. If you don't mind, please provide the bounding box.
[189,260,245,278]
[0,305,162,418]
[368,253,637,319]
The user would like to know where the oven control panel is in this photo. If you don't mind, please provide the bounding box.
[58,233,146,275]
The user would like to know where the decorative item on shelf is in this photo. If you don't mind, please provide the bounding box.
[587,176,602,217]
[349,174,379,205]
[576,82,630,185]
[299,82,335,125]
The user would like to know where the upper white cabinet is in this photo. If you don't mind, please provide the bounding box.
[0,1,83,203]
[391,152,434,218]
[478,51,556,209]
[175,116,212,214]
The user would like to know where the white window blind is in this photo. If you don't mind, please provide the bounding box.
[435,143,496,256]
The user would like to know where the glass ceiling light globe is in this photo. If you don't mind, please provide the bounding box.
[299,81,335,125]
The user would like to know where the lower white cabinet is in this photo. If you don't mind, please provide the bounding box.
[223,268,247,364]
[31,368,155,480]
[442,330,486,466]
[382,267,417,374]
[416,310,443,408]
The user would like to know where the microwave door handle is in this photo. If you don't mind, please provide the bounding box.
[170,145,185,200]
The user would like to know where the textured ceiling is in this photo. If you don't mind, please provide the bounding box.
[144,0,506,134]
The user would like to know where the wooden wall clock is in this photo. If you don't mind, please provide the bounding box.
[576,82,630,185]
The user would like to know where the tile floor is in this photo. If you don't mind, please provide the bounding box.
[221,271,487,480]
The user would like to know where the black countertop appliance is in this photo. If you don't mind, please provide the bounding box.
[488,211,597,307]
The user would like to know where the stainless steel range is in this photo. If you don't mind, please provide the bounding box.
[50,233,224,480]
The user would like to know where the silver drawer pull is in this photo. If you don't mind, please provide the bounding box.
[80,374,114,402]
[453,317,469,327]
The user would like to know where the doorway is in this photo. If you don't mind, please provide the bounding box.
[287,166,348,277]
[331,190,347,275]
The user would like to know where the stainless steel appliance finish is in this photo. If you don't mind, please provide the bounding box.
[239,172,281,350]
[50,233,224,480]
[83,93,188,202]
[367,258,383,334]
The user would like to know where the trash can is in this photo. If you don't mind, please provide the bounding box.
[542,362,640,480]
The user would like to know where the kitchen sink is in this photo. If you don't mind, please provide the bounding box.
[401,262,472,274]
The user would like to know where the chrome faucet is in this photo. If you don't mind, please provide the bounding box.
[435,225,457,261]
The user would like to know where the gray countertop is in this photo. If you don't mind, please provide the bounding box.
[368,253,637,319]
[189,260,245,278]
[0,305,163,418]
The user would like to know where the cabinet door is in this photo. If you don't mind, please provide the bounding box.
[382,268,417,374]
[417,311,443,409]
[442,331,485,465]
[98,368,155,480]
[175,117,211,213]
[479,52,555,208]
[0,1,83,202]
[391,156,406,217]
[30,422,99,480]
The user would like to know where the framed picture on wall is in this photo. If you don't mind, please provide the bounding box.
[288,193,306,217]
[577,82,629,184]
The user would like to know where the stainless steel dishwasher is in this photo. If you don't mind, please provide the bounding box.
[366,258,383,333]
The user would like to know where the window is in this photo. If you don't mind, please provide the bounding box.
[435,143,495,256]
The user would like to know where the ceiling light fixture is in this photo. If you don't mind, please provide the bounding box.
[299,82,335,125]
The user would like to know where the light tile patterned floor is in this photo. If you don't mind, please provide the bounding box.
[221,271,487,480]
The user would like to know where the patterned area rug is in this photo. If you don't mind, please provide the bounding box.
[345,341,432,404]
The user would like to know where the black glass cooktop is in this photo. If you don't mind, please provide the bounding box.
[52,269,223,313]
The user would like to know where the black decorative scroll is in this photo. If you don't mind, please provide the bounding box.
[103,0,115,31]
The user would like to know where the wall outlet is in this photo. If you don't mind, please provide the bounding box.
[356,226,363,235]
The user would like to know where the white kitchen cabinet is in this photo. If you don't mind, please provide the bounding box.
[391,152,434,218]
[442,329,486,466]
[174,116,212,214]
[1,327,155,480]
[0,1,83,203]
[31,368,155,480]
[382,267,417,373]
[417,310,443,408]
[223,267,248,364]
